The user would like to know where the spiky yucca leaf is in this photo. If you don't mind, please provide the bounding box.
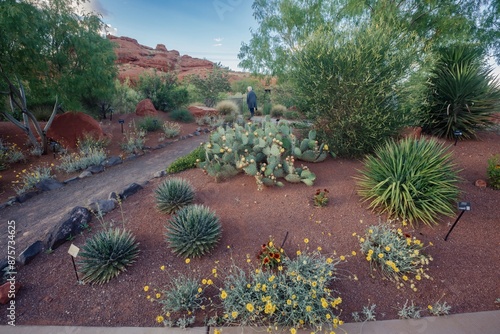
[155,177,195,214]
[356,137,460,226]
[165,204,222,258]
[78,228,139,285]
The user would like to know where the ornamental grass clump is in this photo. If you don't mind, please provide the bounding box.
[155,177,195,213]
[162,121,181,138]
[165,204,222,258]
[78,228,140,285]
[357,223,432,290]
[219,249,343,333]
[159,274,205,314]
[356,137,460,226]
[137,116,162,132]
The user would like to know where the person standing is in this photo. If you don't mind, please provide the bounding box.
[246,86,257,120]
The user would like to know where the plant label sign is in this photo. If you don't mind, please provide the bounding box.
[458,202,471,211]
[68,243,80,258]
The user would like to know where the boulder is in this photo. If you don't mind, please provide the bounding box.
[0,282,22,305]
[119,183,143,199]
[187,105,218,118]
[35,179,64,192]
[46,112,105,149]
[103,156,122,167]
[18,240,44,265]
[46,207,91,250]
[135,99,158,116]
[88,199,116,215]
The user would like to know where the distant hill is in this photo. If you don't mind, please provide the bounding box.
[108,35,249,84]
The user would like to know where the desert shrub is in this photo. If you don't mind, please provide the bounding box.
[78,227,140,285]
[162,121,181,138]
[170,109,194,123]
[0,151,7,171]
[352,304,377,322]
[487,154,500,190]
[165,204,222,258]
[188,65,231,107]
[357,223,432,289]
[256,238,282,270]
[77,133,109,153]
[356,137,460,226]
[290,22,426,157]
[284,110,300,120]
[121,123,146,154]
[111,78,141,114]
[58,148,107,173]
[270,104,287,118]
[0,140,25,170]
[219,249,343,332]
[398,300,422,319]
[137,116,162,132]
[423,44,500,139]
[155,178,195,214]
[428,301,451,316]
[216,100,239,115]
[166,145,205,174]
[12,165,54,195]
[159,274,205,313]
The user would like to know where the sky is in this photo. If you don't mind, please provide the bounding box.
[81,0,258,71]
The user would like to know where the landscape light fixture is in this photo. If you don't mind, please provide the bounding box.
[109,107,114,121]
[444,201,471,241]
[453,130,463,146]
[118,119,125,133]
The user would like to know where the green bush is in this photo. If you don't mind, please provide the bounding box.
[155,177,195,214]
[137,72,189,111]
[170,109,194,123]
[270,104,287,118]
[357,223,432,287]
[167,146,205,174]
[137,116,162,132]
[216,100,239,115]
[111,78,141,114]
[290,22,426,157]
[165,204,222,258]
[487,154,500,190]
[78,228,140,285]
[58,148,107,173]
[283,110,300,120]
[423,45,500,139]
[356,137,460,226]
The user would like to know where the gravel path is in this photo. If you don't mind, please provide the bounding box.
[0,133,208,262]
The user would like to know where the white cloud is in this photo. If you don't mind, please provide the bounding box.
[213,43,223,47]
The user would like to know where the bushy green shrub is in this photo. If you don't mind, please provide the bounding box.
[423,45,500,139]
[112,78,141,114]
[165,204,222,258]
[290,22,426,157]
[356,137,460,226]
[216,100,239,115]
[170,109,194,123]
[270,104,287,118]
[166,146,205,174]
[155,178,195,214]
[137,116,162,132]
[162,121,181,138]
[219,249,343,331]
[487,154,500,190]
[137,72,189,111]
[357,223,432,288]
[284,110,300,120]
[78,228,140,285]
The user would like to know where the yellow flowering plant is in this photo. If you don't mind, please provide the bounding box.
[12,164,54,195]
[357,222,432,289]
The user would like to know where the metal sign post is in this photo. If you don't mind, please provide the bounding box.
[444,202,471,241]
[453,130,463,146]
[68,243,80,282]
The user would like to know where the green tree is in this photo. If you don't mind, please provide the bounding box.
[136,71,189,111]
[289,20,427,157]
[188,65,231,107]
[0,0,117,111]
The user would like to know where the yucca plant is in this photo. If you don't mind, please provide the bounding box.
[356,137,460,226]
[78,228,140,285]
[155,177,195,213]
[423,44,500,139]
[165,204,222,258]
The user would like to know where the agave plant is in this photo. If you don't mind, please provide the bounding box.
[78,228,140,285]
[155,177,195,214]
[423,44,500,139]
[356,137,460,226]
[165,204,222,258]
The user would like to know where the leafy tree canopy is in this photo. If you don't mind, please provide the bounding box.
[0,0,117,111]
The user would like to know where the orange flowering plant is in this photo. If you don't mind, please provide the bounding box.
[257,238,282,270]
